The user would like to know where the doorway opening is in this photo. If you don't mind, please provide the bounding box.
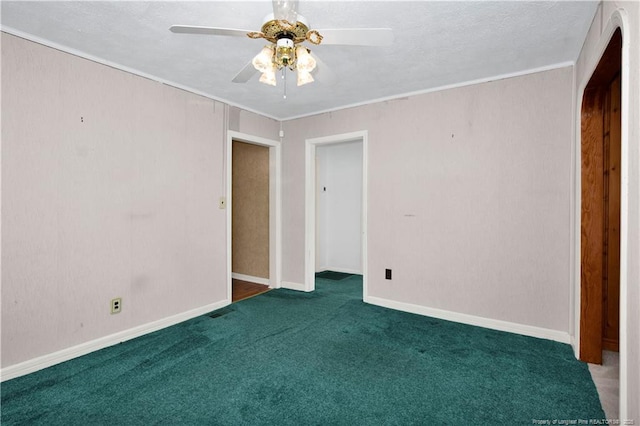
[580,28,622,364]
[226,131,281,303]
[305,131,368,296]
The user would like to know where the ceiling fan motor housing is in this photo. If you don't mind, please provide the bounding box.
[260,14,309,43]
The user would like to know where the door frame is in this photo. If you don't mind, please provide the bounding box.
[226,130,282,303]
[573,10,630,418]
[304,130,368,295]
[579,28,622,364]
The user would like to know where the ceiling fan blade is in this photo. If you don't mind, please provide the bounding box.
[169,25,251,37]
[315,28,394,46]
[311,53,337,86]
[232,61,258,83]
[272,0,298,23]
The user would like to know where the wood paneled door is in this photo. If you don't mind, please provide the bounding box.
[580,29,621,364]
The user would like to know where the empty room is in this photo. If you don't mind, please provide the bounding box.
[1,1,639,424]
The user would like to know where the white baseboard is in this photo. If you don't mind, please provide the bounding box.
[281,281,309,292]
[0,299,229,382]
[364,295,571,344]
[231,273,270,286]
[1,293,571,382]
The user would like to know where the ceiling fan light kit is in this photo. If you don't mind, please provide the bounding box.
[250,39,315,87]
[248,16,318,87]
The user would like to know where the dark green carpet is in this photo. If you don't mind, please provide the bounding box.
[1,276,604,425]
[315,270,354,280]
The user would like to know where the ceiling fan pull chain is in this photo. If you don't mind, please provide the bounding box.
[282,68,287,99]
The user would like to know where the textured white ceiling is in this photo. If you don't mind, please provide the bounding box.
[1,1,599,120]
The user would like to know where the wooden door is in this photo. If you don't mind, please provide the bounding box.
[580,29,621,363]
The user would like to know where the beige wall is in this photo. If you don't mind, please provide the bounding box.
[232,141,270,279]
[0,33,278,368]
[282,67,574,333]
[575,1,640,419]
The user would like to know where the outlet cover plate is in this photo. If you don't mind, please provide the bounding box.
[111,297,122,314]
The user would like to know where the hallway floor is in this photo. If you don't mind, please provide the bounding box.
[232,279,270,302]
[588,351,619,419]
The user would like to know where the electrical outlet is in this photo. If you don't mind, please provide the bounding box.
[385,269,392,280]
[111,297,122,314]
[219,197,226,209]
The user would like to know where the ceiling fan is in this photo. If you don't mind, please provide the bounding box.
[170,0,393,88]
